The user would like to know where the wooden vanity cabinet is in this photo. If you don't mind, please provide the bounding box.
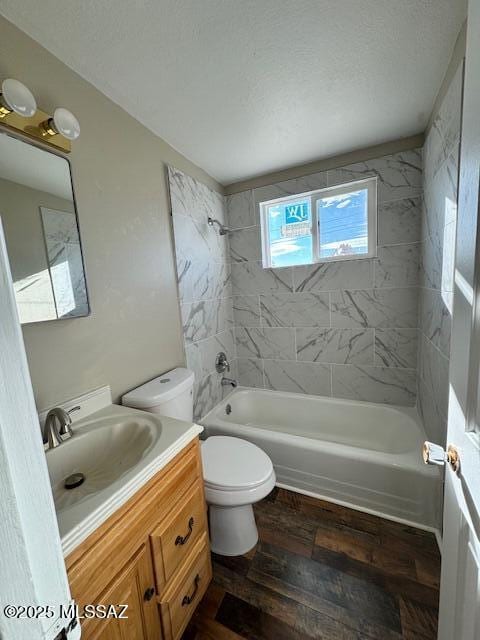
[66,439,211,640]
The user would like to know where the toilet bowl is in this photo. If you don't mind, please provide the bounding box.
[201,435,276,556]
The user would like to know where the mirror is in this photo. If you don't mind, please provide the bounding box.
[0,132,89,324]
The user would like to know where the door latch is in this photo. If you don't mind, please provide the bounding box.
[423,441,460,474]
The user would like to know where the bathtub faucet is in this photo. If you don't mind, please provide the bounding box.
[221,377,238,388]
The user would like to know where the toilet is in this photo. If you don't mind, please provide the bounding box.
[201,435,275,556]
[122,367,276,556]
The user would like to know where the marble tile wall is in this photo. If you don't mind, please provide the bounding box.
[168,166,235,420]
[227,148,423,406]
[417,62,463,442]
[40,207,89,318]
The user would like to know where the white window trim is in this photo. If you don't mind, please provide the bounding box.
[260,176,377,269]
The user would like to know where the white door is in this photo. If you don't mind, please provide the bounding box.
[437,1,480,637]
[0,217,80,639]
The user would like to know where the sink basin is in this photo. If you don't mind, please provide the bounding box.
[46,412,161,511]
[45,402,202,556]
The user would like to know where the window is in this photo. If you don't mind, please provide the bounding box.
[260,177,377,268]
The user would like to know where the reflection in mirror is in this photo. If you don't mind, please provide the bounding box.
[0,132,89,324]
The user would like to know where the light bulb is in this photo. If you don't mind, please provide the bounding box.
[52,107,80,140]
[0,78,37,118]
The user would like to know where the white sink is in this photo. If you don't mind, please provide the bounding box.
[45,403,202,556]
[47,412,161,511]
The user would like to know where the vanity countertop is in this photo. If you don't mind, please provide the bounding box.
[46,403,202,557]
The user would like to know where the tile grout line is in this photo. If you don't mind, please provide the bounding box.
[234,355,416,370]
[294,325,298,362]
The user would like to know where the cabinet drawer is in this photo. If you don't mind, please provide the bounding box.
[159,535,211,640]
[151,481,207,593]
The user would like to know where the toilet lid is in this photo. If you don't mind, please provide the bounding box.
[201,436,273,491]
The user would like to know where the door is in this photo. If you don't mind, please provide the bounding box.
[437,2,480,637]
[438,469,480,638]
[86,546,162,640]
[0,216,80,639]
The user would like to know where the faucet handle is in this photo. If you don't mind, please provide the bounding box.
[215,352,230,373]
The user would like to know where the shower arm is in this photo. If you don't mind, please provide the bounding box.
[207,217,240,235]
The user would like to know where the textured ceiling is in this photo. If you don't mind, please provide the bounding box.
[0,0,466,184]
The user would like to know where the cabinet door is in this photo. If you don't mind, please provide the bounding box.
[86,546,162,640]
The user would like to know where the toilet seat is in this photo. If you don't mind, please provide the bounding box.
[201,436,276,507]
[202,436,273,490]
[204,468,276,507]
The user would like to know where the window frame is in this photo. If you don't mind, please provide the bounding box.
[260,176,377,269]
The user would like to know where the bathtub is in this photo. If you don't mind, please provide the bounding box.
[201,387,442,531]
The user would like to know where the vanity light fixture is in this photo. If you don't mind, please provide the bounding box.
[0,78,37,118]
[0,77,79,152]
[41,107,81,141]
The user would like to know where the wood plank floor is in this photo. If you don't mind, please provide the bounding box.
[182,488,441,640]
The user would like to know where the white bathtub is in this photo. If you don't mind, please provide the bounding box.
[201,387,442,531]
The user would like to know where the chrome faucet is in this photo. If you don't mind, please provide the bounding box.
[221,377,238,388]
[43,406,80,450]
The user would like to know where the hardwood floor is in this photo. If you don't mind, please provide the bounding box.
[182,488,441,640]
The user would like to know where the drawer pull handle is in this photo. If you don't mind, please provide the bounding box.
[182,574,200,606]
[175,517,194,546]
[143,587,155,602]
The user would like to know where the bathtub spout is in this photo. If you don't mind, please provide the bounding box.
[221,377,238,388]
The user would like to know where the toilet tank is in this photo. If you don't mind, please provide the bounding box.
[122,368,195,421]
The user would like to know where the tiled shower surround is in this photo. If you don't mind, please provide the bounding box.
[227,149,422,407]
[170,96,462,425]
[417,61,463,443]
